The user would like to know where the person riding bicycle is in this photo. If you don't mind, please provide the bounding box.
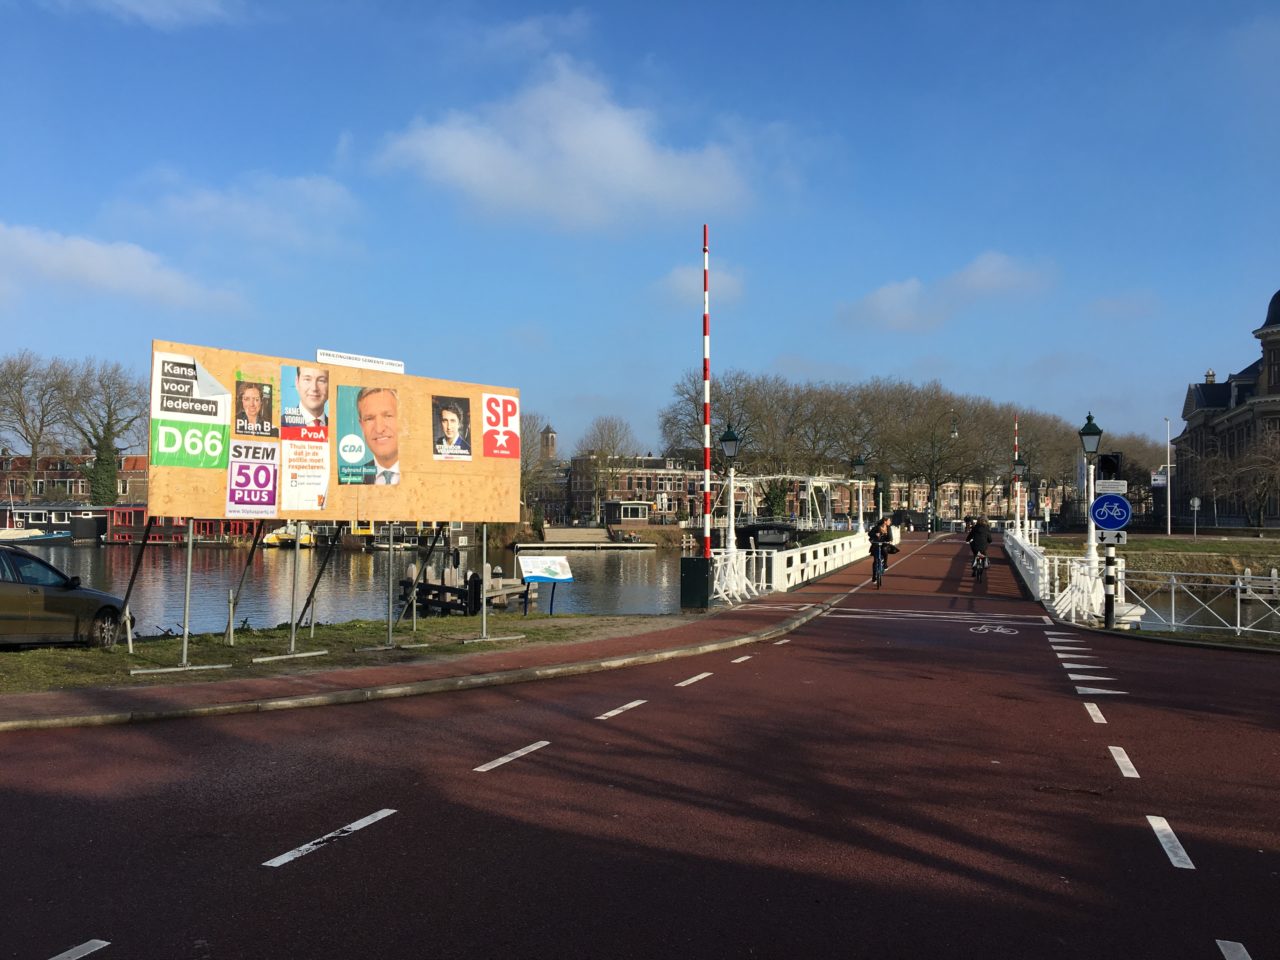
[869,516,894,574]
[965,516,992,563]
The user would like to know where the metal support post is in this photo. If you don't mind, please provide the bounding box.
[1104,544,1116,629]
[181,519,194,667]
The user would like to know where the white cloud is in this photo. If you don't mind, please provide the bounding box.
[380,57,748,228]
[479,10,592,58]
[655,263,744,309]
[113,171,360,252]
[40,0,241,29]
[841,251,1052,331]
[0,221,236,309]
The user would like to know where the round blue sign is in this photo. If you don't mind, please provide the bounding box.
[1091,493,1132,530]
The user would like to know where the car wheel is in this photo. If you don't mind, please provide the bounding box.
[89,610,120,649]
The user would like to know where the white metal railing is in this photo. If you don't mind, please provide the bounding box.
[1118,568,1280,638]
[710,530,876,602]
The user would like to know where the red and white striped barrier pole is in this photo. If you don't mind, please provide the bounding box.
[702,224,712,559]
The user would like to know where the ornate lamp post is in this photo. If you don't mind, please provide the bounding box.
[1012,454,1027,538]
[851,454,866,533]
[925,410,959,539]
[720,424,741,559]
[1079,413,1103,571]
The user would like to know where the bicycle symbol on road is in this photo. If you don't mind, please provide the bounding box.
[970,624,1019,635]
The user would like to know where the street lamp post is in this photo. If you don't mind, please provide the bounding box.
[928,410,959,540]
[720,425,741,594]
[1012,455,1027,539]
[851,455,866,533]
[1164,416,1172,537]
[1079,413,1103,575]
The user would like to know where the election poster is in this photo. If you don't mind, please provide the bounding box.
[226,441,279,518]
[482,393,520,459]
[149,352,231,470]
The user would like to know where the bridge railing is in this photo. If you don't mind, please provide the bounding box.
[710,530,876,603]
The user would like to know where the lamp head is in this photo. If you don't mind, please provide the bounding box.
[1078,413,1103,456]
[719,425,741,461]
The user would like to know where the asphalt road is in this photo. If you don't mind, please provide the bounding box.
[2,537,1276,959]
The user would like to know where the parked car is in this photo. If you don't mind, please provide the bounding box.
[0,544,131,647]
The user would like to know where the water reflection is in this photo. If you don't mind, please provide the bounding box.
[22,544,681,636]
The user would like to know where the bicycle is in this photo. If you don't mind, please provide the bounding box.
[871,544,887,589]
[971,552,987,583]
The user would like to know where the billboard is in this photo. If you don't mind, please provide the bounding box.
[147,341,520,522]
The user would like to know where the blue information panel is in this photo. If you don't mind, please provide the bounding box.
[1091,494,1132,530]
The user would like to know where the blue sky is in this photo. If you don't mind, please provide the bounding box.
[2,0,1277,454]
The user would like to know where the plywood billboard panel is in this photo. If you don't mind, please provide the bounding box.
[148,341,521,522]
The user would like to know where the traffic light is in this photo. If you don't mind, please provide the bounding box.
[1098,452,1122,481]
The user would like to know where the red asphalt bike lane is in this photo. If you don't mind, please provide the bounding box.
[2,534,1276,959]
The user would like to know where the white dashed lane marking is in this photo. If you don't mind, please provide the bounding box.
[1109,746,1140,778]
[1217,941,1254,960]
[1068,673,1117,681]
[596,700,646,720]
[263,809,397,867]
[474,741,550,773]
[1076,686,1128,695]
[676,672,713,687]
[1147,815,1196,869]
[47,942,110,960]
[1084,703,1108,723]
[731,655,752,663]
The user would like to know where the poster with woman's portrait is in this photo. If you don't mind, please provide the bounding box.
[234,380,278,438]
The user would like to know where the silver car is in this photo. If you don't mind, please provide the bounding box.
[0,544,130,647]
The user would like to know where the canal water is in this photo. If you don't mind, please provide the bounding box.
[22,543,682,637]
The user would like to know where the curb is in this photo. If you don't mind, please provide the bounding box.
[0,602,832,733]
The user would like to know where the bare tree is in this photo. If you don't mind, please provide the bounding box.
[0,351,72,502]
[56,359,149,505]
[574,415,639,522]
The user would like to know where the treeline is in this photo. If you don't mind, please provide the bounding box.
[0,351,149,505]
[657,369,1165,502]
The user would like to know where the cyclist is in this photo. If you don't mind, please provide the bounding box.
[868,516,894,585]
[965,516,992,577]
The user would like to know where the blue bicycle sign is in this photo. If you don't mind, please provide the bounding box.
[1091,493,1132,530]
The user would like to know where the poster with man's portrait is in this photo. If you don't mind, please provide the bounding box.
[280,364,330,441]
[432,396,472,461]
[234,379,278,439]
[337,385,401,485]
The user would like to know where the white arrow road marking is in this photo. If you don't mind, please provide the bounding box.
[474,741,551,773]
[1109,746,1140,778]
[596,700,646,720]
[47,942,110,960]
[1069,673,1116,680]
[263,809,397,867]
[1062,663,1107,669]
[1084,703,1108,723]
[676,672,713,687]
[1147,815,1195,869]
[1057,652,1097,658]
[1217,941,1254,960]
[1076,686,1128,695]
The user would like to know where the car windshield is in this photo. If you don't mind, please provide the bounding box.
[6,552,68,587]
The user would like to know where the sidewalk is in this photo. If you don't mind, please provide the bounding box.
[0,578,850,732]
